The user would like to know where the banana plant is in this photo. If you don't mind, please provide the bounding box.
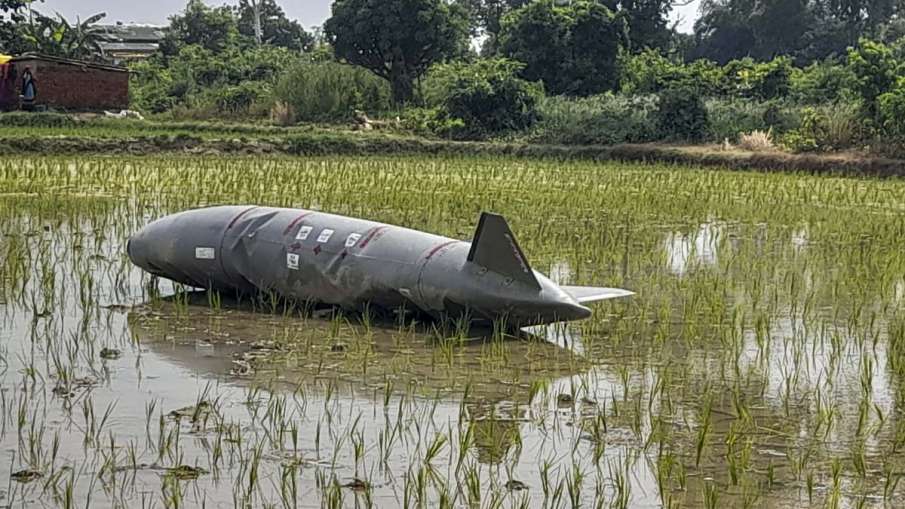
[19,9,107,60]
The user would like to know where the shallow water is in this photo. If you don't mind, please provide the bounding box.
[1,156,905,508]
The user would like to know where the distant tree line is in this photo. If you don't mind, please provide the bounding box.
[1,0,904,155]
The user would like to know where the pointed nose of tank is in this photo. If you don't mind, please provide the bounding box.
[521,272,592,325]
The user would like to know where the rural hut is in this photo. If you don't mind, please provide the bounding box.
[0,53,129,112]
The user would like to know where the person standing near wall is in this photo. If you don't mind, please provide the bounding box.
[20,67,36,111]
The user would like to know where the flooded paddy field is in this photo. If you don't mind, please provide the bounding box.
[1,155,905,508]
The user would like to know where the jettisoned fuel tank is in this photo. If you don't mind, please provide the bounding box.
[128,206,633,327]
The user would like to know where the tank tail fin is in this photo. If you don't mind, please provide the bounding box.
[562,286,635,304]
[467,212,541,290]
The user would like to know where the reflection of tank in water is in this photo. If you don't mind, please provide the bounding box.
[128,206,633,329]
[128,294,588,466]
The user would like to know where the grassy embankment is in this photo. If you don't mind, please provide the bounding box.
[2,112,905,176]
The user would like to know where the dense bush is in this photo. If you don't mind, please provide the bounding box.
[527,94,658,145]
[620,50,724,95]
[706,99,800,141]
[790,60,857,104]
[878,79,905,150]
[130,44,299,117]
[421,59,540,138]
[847,38,900,116]
[273,62,392,122]
[657,86,709,141]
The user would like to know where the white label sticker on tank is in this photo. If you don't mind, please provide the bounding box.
[345,233,361,247]
[317,229,334,243]
[195,247,215,260]
[286,253,299,270]
[295,225,313,240]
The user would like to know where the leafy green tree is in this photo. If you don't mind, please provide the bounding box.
[601,0,672,50]
[162,0,239,55]
[324,0,468,104]
[235,0,313,51]
[499,0,628,96]
[847,38,899,115]
[452,0,527,52]
[422,58,539,136]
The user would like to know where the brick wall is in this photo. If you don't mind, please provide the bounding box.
[9,58,129,111]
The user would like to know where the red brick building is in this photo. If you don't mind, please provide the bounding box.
[0,54,129,112]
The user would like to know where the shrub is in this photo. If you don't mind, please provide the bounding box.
[620,49,725,95]
[779,106,862,152]
[724,56,793,100]
[657,86,709,141]
[706,99,799,142]
[273,62,392,122]
[790,59,857,104]
[877,78,905,154]
[421,59,540,138]
[527,93,658,145]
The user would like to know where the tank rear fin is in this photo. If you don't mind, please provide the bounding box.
[467,212,541,290]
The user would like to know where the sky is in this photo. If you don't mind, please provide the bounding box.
[36,0,701,33]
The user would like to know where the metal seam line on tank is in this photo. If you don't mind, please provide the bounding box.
[219,206,260,278]
[424,240,459,261]
[357,225,389,248]
[226,206,259,230]
[283,211,314,235]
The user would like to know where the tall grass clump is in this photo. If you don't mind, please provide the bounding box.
[526,93,658,145]
[273,62,392,123]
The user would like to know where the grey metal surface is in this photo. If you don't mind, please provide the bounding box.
[128,206,633,327]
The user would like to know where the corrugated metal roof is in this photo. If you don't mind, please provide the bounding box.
[96,24,166,43]
[11,53,129,73]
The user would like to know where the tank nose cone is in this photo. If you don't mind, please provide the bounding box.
[558,301,592,321]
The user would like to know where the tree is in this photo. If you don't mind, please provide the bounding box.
[602,0,672,50]
[18,11,107,60]
[162,0,239,55]
[499,0,629,96]
[452,0,528,52]
[235,0,313,51]
[324,0,468,104]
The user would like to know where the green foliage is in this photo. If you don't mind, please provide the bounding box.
[324,0,468,104]
[499,0,628,96]
[422,58,539,137]
[17,10,107,60]
[526,93,658,145]
[272,61,392,122]
[656,86,709,141]
[620,49,724,95]
[129,44,299,116]
[877,78,905,141]
[400,107,466,138]
[790,59,858,104]
[847,38,900,116]
[723,57,794,100]
[234,0,313,50]
[162,0,239,55]
[781,104,863,152]
[706,99,800,141]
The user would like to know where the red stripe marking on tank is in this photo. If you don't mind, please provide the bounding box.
[226,206,259,230]
[424,240,458,261]
[283,211,314,235]
[357,226,388,248]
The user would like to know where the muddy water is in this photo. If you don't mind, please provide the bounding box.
[2,159,905,508]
